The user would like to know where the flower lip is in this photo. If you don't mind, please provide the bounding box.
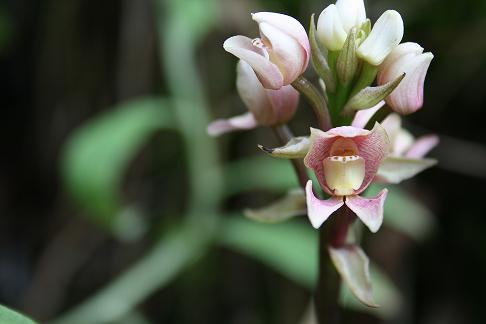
[323,155,366,196]
[304,123,390,196]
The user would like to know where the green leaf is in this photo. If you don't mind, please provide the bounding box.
[222,156,298,196]
[0,305,37,324]
[367,184,436,241]
[61,97,174,229]
[244,188,306,223]
[329,244,378,307]
[258,136,310,159]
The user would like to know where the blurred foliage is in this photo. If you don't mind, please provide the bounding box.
[0,305,37,324]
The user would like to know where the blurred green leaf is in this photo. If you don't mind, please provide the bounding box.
[368,184,436,241]
[0,305,37,324]
[222,156,298,196]
[218,216,402,319]
[61,97,173,229]
[51,224,208,324]
[218,217,318,288]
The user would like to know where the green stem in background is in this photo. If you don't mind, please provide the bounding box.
[292,76,332,131]
[350,62,378,98]
[272,125,309,188]
[158,0,223,227]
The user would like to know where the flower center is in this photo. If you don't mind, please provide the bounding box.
[323,138,365,196]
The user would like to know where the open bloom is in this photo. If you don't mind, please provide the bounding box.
[304,124,390,232]
[207,60,299,136]
[375,113,439,183]
[357,10,404,65]
[223,12,310,90]
[317,0,367,51]
[378,42,434,115]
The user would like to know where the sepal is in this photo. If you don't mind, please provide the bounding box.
[343,73,404,113]
[336,28,359,85]
[244,188,306,223]
[259,136,310,159]
[309,14,336,92]
[329,244,378,307]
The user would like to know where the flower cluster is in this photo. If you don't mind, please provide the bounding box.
[208,0,437,306]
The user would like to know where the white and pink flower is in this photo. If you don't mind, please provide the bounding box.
[378,42,434,115]
[223,12,310,90]
[304,124,390,232]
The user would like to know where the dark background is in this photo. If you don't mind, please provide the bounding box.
[0,0,485,323]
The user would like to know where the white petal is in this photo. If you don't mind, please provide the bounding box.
[317,5,348,51]
[336,0,367,33]
[357,10,404,65]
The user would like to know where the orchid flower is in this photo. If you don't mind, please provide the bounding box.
[207,60,299,136]
[223,12,310,90]
[378,42,434,115]
[304,124,390,232]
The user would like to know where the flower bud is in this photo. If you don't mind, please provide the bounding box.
[335,0,367,33]
[317,5,347,51]
[317,0,367,51]
[223,12,310,90]
[377,42,434,114]
[207,60,299,136]
[357,10,404,65]
[237,60,299,125]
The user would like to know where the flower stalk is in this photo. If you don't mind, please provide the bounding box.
[292,76,332,130]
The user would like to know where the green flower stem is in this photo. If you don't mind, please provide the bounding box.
[272,125,309,188]
[292,76,332,131]
[350,62,378,98]
[316,205,355,324]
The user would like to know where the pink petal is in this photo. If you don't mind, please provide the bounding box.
[236,60,273,123]
[394,129,415,156]
[265,84,299,125]
[304,128,340,194]
[223,36,284,89]
[207,112,258,137]
[305,180,344,229]
[405,134,439,159]
[351,101,385,129]
[345,189,388,233]
[252,12,310,70]
[378,42,424,85]
[327,126,371,138]
[258,22,307,85]
[354,123,391,193]
[380,113,402,142]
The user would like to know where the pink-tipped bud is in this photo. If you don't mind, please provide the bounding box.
[223,12,310,89]
[237,60,299,126]
[378,42,434,115]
